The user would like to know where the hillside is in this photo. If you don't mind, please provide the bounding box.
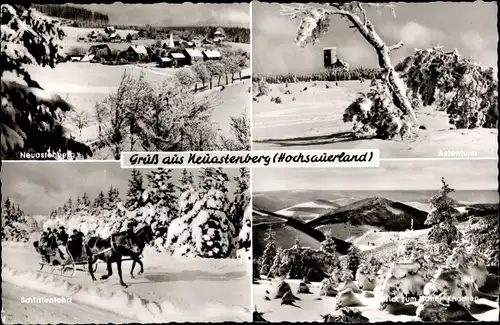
[308,196,429,231]
[252,209,351,257]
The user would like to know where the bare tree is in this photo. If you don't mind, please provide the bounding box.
[281,2,419,126]
[69,110,91,138]
[93,102,107,137]
[192,62,210,90]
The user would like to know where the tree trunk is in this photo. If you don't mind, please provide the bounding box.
[225,74,229,85]
[202,79,205,89]
[344,14,419,126]
[195,83,198,93]
[218,75,222,86]
[209,78,212,89]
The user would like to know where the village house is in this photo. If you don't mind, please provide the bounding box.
[183,48,204,65]
[109,32,121,42]
[169,52,187,67]
[123,45,150,62]
[88,44,112,60]
[213,29,225,43]
[202,49,222,61]
[157,57,172,68]
[104,26,116,34]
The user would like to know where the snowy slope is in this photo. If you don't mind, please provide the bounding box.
[2,243,251,323]
[253,279,499,322]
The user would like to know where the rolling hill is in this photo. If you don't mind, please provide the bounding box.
[252,209,351,258]
[307,196,429,231]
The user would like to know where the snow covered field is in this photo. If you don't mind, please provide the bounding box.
[252,81,498,158]
[2,243,251,323]
[253,279,499,322]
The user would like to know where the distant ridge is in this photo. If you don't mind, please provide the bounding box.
[307,196,429,231]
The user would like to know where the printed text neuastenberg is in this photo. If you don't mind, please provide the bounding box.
[120,150,380,168]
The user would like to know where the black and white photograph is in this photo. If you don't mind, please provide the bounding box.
[2,2,251,160]
[1,163,251,323]
[252,160,499,322]
[252,1,497,158]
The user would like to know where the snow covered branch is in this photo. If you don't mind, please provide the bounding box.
[388,41,405,52]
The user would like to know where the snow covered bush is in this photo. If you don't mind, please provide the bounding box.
[270,246,340,281]
[356,258,379,291]
[343,79,413,140]
[396,47,498,129]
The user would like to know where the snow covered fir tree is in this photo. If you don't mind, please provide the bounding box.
[6,167,251,260]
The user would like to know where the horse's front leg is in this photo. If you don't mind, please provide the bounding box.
[116,258,128,288]
[130,260,136,279]
[101,260,112,280]
[88,254,97,281]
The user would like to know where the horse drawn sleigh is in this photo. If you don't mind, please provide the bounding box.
[33,223,153,287]
[33,233,100,277]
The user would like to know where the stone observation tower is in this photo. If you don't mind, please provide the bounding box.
[324,47,338,69]
[324,47,349,70]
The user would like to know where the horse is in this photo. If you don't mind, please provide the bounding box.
[129,225,154,279]
[84,224,153,288]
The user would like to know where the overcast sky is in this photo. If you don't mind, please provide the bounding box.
[252,159,498,192]
[76,2,250,28]
[253,1,497,74]
[1,163,240,215]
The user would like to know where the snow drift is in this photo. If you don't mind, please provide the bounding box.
[2,264,249,322]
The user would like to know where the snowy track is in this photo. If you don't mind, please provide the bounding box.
[2,245,251,323]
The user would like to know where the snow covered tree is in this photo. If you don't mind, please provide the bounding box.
[65,197,73,214]
[107,186,120,208]
[93,191,106,209]
[142,168,178,241]
[346,245,362,277]
[280,2,420,139]
[126,169,144,210]
[320,230,337,254]
[178,168,195,192]
[396,47,497,129]
[191,168,233,258]
[81,192,91,209]
[219,113,251,151]
[1,4,92,159]
[165,168,233,258]
[1,199,30,242]
[260,226,277,276]
[3,197,13,216]
[236,204,251,257]
[229,168,250,237]
[426,178,462,246]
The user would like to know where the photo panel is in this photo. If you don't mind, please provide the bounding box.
[251,1,497,158]
[252,159,498,322]
[2,1,251,161]
[1,162,251,323]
